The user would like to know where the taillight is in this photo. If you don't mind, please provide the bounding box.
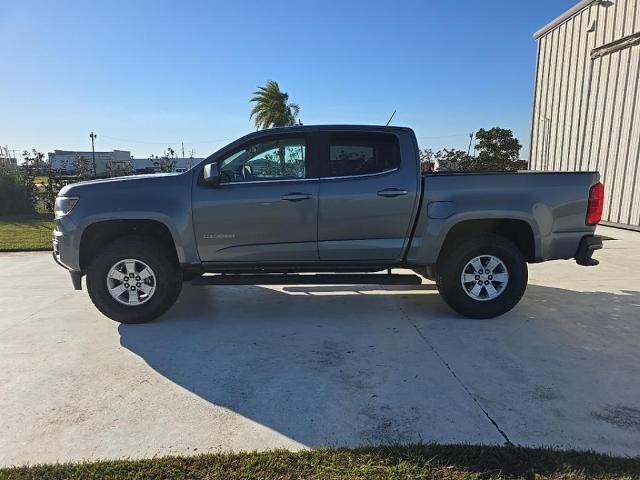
[586,182,604,225]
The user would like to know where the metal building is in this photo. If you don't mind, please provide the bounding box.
[48,150,132,176]
[530,0,640,229]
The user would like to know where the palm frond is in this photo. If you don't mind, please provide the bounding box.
[249,80,301,129]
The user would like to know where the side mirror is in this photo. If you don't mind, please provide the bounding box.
[203,162,221,186]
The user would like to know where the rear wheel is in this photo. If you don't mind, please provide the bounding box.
[436,234,528,319]
[87,236,182,323]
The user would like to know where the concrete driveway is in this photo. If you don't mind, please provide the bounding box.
[1,225,639,466]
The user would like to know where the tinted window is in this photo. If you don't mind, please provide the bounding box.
[326,133,400,177]
[220,138,306,182]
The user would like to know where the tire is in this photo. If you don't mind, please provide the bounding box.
[86,236,182,324]
[436,234,528,319]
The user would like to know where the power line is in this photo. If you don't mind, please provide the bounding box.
[100,134,234,145]
[416,133,470,140]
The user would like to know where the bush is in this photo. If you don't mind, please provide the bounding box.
[0,166,35,215]
[13,150,78,214]
[420,127,528,173]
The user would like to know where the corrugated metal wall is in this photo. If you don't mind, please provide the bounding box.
[530,0,640,229]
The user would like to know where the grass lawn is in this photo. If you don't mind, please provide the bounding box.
[33,175,49,185]
[1,445,638,480]
[0,213,54,251]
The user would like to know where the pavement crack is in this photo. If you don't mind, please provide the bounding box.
[396,300,512,445]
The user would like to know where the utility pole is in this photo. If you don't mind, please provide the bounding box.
[467,132,474,156]
[89,132,97,177]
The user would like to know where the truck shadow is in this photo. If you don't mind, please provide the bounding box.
[118,283,640,451]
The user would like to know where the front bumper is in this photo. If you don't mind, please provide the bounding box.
[575,235,602,266]
[52,251,83,290]
[52,221,83,290]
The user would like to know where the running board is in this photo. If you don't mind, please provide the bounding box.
[191,273,423,286]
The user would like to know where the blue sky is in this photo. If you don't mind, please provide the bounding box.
[0,0,576,160]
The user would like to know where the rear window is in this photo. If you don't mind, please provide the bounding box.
[326,133,400,177]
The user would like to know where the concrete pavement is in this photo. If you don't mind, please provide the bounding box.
[0,225,638,466]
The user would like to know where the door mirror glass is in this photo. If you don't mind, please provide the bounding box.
[203,162,221,185]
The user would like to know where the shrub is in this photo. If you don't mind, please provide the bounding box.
[420,127,528,172]
[0,165,35,215]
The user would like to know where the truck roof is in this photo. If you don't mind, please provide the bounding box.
[249,124,413,134]
[203,125,415,163]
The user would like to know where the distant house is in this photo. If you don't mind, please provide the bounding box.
[47,149,204,175]
[48,150,132,176]
[0,156,17,169]
[0,147,17,168]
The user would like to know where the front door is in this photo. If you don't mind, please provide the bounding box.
[317,131,419,261]
[192,135,319,262]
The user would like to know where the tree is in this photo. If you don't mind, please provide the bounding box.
[151,148,177,173]
[250,80,300,129]
[419,149,437,173]
[419,127,527,172]
[20,150,47,208]
[73,154,93,180]
[1,162,34,214]
[420,148,472,172]
[23,150,77,212]
[106,160,134,178]
[471,127,526,171]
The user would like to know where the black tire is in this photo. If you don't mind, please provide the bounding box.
[436,234,528,319]
[86,236,182,324]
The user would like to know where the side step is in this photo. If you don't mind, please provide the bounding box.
[192,273,423,286]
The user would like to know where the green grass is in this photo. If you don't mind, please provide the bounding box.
[1,445,638,480]
[33,175,48,185]
[0,213,54,251]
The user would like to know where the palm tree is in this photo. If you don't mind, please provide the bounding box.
[250,80,300,129]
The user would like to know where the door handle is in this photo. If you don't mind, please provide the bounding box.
[377,188,409,198]
[281,192,312,202]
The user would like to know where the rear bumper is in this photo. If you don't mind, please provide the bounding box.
[575,235,602,266]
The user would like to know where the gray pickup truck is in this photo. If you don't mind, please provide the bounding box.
[53,125,603,323]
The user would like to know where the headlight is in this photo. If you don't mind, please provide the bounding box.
[54,197,79,218]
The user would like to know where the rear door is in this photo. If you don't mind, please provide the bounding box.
[317,130,419,261]
[192,134,319,262]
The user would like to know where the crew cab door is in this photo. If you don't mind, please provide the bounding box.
[192,134,319,262]
[317,130,419,261]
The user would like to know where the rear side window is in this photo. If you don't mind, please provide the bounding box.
[326,133,400,177]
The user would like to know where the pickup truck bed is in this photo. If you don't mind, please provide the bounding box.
[410,171,601,266]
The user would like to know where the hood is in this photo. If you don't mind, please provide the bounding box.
[58,172,182,197]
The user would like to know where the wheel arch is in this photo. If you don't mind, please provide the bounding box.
[436,217,537,266]
[79,219,181,271]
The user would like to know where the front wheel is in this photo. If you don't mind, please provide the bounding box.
[86,236,182,323]
[436,234,528,319]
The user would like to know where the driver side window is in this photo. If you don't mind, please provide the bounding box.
[220,138,306,183]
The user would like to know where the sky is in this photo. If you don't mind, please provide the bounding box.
[0,0,577,160]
